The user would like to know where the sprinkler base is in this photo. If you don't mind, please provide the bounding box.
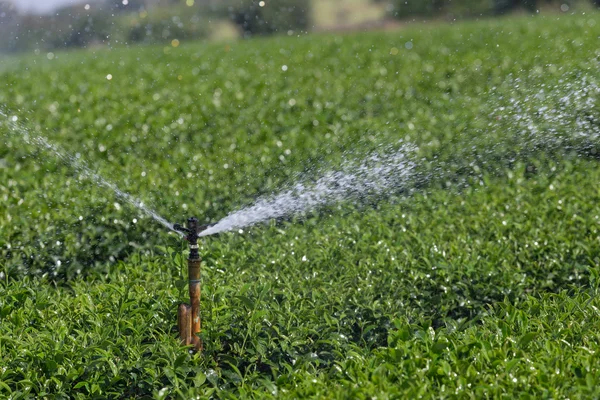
[178,303,202,351]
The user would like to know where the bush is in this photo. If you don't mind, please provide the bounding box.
[389,0,445,19]
[228,0,311,36]
[0,2,211,53]
[389,0,566,20]
[494,0,537,14]
[123,7,210,44]
[389,0,494,20]
[448,0,495,18]
[8,8,114,51]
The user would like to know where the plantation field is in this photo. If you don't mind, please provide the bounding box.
[2,12,600,398]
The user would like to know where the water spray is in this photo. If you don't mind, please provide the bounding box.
[173,217,212,352]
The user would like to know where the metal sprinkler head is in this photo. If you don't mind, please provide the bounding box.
[173,217,213,243]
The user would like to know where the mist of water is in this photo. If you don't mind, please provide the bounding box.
[490,75,600,149]
[201,73,600,237]
[200,143,417,236]
[0,109,177,232]
[2,73,598,241]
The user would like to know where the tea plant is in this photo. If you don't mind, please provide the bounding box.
[1,12,600,399]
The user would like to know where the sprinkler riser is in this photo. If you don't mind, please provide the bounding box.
[177,257,203,351]
[188,258,202,351]
[174,217,207,353]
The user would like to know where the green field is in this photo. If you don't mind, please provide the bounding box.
[2,12,600,398]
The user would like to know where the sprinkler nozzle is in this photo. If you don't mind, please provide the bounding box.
[173,217,213,244]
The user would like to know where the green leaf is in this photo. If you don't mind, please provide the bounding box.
[518,333,537,349]
[506,359,519,373]
[193,372,206,387]
[237,295,255,309]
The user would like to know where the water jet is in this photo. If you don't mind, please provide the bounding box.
[173,217,213,352]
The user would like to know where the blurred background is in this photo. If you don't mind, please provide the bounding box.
[1,0,598,54]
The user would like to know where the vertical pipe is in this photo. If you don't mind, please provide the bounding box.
[175,217,203,352]
[188,256,203,352]
[178,303,191,345]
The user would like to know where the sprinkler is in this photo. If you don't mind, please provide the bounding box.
[173,217,212,352]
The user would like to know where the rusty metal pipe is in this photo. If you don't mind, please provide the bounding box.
[188,257,202,351]
[177,303,191,345]
[174,217,212,352]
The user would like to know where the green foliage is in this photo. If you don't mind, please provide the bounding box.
[494,0,538,14]
[227,0,311,36]
[388,0,586,19]
[0,2,211,53]
[448,0,496,17]
[1,7,114,52]
[389,0,446,19]
[388,0,495,19]
[1,12,600,398]
[122,6,210,44]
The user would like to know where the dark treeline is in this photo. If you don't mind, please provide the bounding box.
[0,0,311,52]
[388,0,596,19]
[0,0,597,53]
[0,0,212,52]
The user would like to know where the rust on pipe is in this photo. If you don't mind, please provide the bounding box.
[177,303,191,345]
[188,258,203,352]
[174,217,211,353]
